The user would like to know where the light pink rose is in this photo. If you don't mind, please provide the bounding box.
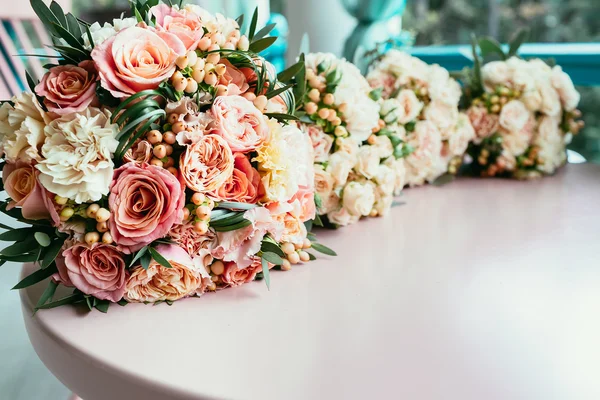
[57,243,128,302]
[91,26,186,98]
[209,152,262,203]
[2,161,58,222]
[150,4,204,51]
[218,60,249,96]
[499,100,530,133]
[367,71,397,99]
[109,163,185,253]
[209,95,269,152]
[220,258,263,288]
[289,185,316,222]
[304,123,333,163]
[179,134,234,193]
[35,61,98,115]
[467,106,500,139]
[212,207,283,269]
[395,89,424,124]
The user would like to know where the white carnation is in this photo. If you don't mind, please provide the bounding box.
[36,108,119,203]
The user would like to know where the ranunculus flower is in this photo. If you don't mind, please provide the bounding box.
[394,89,424,125]
[220,259,263,288]
[57,243,128,302]
[467,106,499,140]
[2,161,58,221]
[209,152,261,203]
[342,181,375,217]
[91,26,186,98]
[499,100,530,134]
[210,95,269,152]
[314,165,337,214]
[355,145,381,179]
[35,61,98,115]
[326,151,353,188]
[218,60,249,96]
[180,134,234,193]
[125,244,208,302]
[304,123,333,163]
[37,108,118,203]
[150,4,204,51]
[109,163,185,253]
[169,223,217,269]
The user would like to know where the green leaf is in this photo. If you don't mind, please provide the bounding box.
[431,173,456,187]
[261,251,283,265]
[248,7,258,40]
[35,280,58,309]
[84,296,93,311]
[1,237,40,257]
[0,222,14,230]
[49,1,66,27]
[261,241,285,258]
[264,113,300,121]
[313,213,324,227]
[217,201,258,211]
[134,7,144,23]
[266,83,294,100]
[212,219,252,232]
[310,242,337,256]
[249,36,277,53]
[50,22,86,51]
[117,299,128,306]
[129,246,148,268]
[94,299,110,313]
[209,212,247,227]
[235,14,245,30]
[148,247,172,269]
[12,264,58,290]
[508,29,529,57]
[65,13,82,38]
[260,256,271,290]
[35,293,82,310]
[84,23,95,49]
[30,0,60,35]
[369,87,383,101]
[307,252,316,261]
[252,23,276,43]
[0,227,33,242]
[140,251,151,270]
[34,232,51,247]
[0,253,41,263]
[478,37,506,60]
[41,238,65,269]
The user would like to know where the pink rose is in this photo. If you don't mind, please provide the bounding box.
[218,60,249,96]
[467,106,500,139]
[57,243,128,302]
[210,95,269,152]
[304,124,333,163]
[220,258,263,288]
[180,134,234,193]
[2,161,58,222]
[150,4,204,51]
[35,61,98,115]
[209,152,262,202]
[109,163,185,253]
[91,26,186,98]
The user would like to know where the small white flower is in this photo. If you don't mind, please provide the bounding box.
[82,17,137,50]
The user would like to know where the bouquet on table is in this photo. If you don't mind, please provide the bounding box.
[367,50,476,187]
[294,52,404,228]
[0,0,334,313]
[462,34,584,179]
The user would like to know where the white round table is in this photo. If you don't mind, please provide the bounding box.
[21,164,600,400]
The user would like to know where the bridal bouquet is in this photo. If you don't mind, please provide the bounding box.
[462,35,583,179]
[295,52,404,227]
[367,50,475,186]
[0,0,334,313]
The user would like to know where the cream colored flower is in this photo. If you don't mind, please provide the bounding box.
[334,136,360,162]
[521,89,542,112]
[82,17,137,50]
[342,181,375,217]
[327,206,360,227]
[383,157,406,195]
[354,145,381,179]
[535,116,566,174]
[481,61,511,87]
[499,100,530,133]
[551,66,580,112]
[36,108,118,203]
[424,99,459,136]
[327,151,354,188]
[0,92,51,163]
[374,164,396,195]
[448,113,475,157]
[394,90,424,125]
[373,135,394,159]
[373,187,394,216]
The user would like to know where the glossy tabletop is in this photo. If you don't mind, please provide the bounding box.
[21,164,600,400]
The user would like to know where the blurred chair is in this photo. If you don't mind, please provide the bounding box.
[0,0,71,99]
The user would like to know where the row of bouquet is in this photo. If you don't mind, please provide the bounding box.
[0,0,582,312]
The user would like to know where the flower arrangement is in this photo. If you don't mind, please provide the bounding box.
[292,52,404,227]
[0,0,335,312]
[462,34,584,179]
[367,50,475,187]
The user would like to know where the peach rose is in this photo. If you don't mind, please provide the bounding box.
[218,60,249,96]
[180,134,234,193]
[220,258,263,288]
[2,161,58,222]
[91,26,186,98]
[169,222,217,268]
[210,95,269,152]
[57,243,128,302]
[304,123,333,163]
[35,61,98,115]
[209,152,261,203]
[150,4,204,51]
[123,140,153,166]
[109,163,185,253]
[467,106,499,140]
[499,100,530,133]
[125,244,207,302]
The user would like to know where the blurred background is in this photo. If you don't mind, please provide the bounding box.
[0,0,598,399]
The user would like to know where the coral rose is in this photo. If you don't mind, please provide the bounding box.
[125,244,208,302]
[220,259,263,288]
[91,26,186,98]
[150,4,204,51]
[180,134,234,193]
[58,243,128,302]
[35,61,98,115]
[109,163,185,253]
[210,95,269,152]
[209,152,261,202]
[2,161,57,221]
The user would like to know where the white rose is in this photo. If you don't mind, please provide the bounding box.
[537,115,561,142]
[424,99,459,136]
[373,135,394,159]
[428,66,461,107]
[303,124,333,163]
[551,66,580,112]
[327,207,360,227]
[499,100,530,133]
[327,152,354,188]
[374,164,396,195]
[448,113,475,156]
[0,92,50,163]
[501,128,531,157]
[374,50,429,85]
[535,116,566,174]
[538,82,561,117]
[404,121,442,187]
[334,136,360,162]
[521,89,542,112]
[373,188,394,217]
[507,57,536,92]
[481,61,511,87]
[354,145,381,179]
[395,89,424,125]
[36,108,118,203]
[82,17,137,50]
[341,92,380,142]
[383,157,406,195]
[342,181,375,217]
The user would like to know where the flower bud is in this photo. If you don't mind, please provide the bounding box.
[153,144,167,159]
[163,131,177,145]
[86,203,100,218]
[198,37,211,51]
[60,207,74,221]
[147,130,162,144]
[186,51,198,68]
[237,35,249,51]
[304,102,318,115]
[253,95,268,112]
[211,261,225,275]
[308,88,320,103]
[184,78,198,93]
[85,232,100,246]
[101,232,113,244]
[95,208,110,223]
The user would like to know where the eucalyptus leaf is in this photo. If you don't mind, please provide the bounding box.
[266,83,294,100]
[140,251,152,270]
[261,251,283,265]
[478,37,506,60]
[252,23,276,43]
[94,299,110,313]
[248,7,258,40]
[0,222,14,230]
[212,219,252,232]
[0,227,33,242]
[307,252,316,261]
[36,293,82,310]
[508,29,529,57]
[41,238,65,269]
[249,36,277,53]
[261,257,271,290]
[148,247,172,269]
[34,232,51,247]
[310,242,337,256]
[431,173,456,187]
[35,280,58,309]
[217,201,258,211]
[129,246,148,268]
[261,241,285,258]
[277,60,304,83]
[12,264,58,290]
[1,237,40,257]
